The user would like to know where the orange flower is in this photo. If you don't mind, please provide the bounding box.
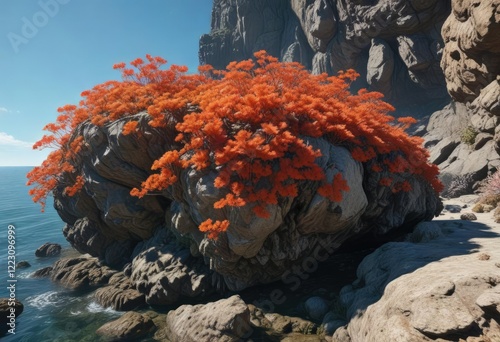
[199,219,230,240]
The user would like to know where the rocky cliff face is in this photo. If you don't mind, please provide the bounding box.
[200,0,500,196]
[200,0,452,115]
[424,0,500,195]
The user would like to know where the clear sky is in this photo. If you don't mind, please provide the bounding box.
[0,0,212,166]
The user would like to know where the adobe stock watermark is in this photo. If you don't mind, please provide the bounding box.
[7,0,71,54]
[6,225,17,335]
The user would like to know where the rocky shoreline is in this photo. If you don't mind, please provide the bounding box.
[19,196,498,341]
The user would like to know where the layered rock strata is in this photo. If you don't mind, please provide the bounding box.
[200,0,452,114]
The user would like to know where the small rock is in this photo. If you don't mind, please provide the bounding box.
[305,296,329,321]
[477,253,491,261]
[460,213,477,221]
[35,243,62,257]
[164,295,252,342]
[16,261,31,268]
[96,311,155,341]
[445,205,462,213]
[32,266,53,278]
[322,319,347,335]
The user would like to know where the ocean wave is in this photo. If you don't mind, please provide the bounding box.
[86,301,121,315]
[26,291,81,310]
[26,291,63,309]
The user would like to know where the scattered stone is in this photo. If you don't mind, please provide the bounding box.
[248,304,318,338]
[31,266,53,278]
[445,204,462,213]
[35,242,62,257]
[164,295,252,342]
[96,311,155,341]
[0,298,23,336]
[478,253,491,261]
[460,213,477,221]
[51,256,116,291]
[16,261,30,268]
[304,296,329,321]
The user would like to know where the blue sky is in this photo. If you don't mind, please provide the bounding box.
[0,0,212,166]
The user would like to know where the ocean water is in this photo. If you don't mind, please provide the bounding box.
[0,167,125,342]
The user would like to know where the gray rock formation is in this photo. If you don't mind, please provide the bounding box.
[53,112,441,298]
[423,0,500,196]
[332,219,500,341]
[55,113,171,268]
[31,266,53,278]
[199,0,452,115]
[16,261,30,268]
[441,0,500,112]
[130,239,214,306]
[423,102,500,196]
[163,295,252,342]
[35,242,61,257]
[96,311,155,341]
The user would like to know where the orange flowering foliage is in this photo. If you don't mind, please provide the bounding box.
[28,51,443,238]
[27,54,201,210]
[199,219,230,240]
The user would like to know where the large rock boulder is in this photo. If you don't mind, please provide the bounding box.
[333,216,500,341]
[53,112,441,295]
[163,295,252,342]
[96,311,155,341]
[200,0,451,115]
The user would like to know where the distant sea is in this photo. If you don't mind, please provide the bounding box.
[0,167,131,342]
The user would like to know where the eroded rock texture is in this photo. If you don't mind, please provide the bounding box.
[333,219,500,341]
[163,295,252,342]
[54,112,441,302]
[424,0,500,195]
[199,0,452,114]
[441,0,500,110]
